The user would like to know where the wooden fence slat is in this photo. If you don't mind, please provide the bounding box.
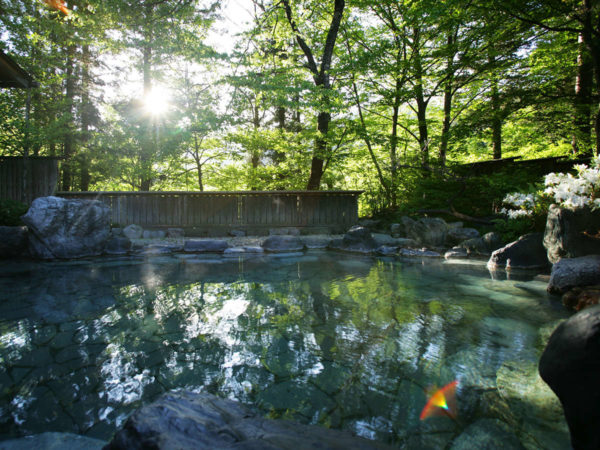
[54,191,362,232]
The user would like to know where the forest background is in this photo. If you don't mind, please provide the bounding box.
[1,0,598,221]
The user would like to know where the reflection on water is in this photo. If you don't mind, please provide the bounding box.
[0,252,570,447]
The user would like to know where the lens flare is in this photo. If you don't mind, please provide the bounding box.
[419,380,458,420]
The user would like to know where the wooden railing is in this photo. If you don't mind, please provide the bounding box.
[57,191,362,235]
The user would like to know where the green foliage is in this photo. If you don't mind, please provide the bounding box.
[0,199,28,226]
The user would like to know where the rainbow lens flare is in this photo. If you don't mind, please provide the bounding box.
[419,380,459,420]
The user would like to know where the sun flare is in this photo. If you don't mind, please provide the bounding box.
[143,85,171,116]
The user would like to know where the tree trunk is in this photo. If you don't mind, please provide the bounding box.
[572,32,594,156]
[61,45,76,192]
[439,31,456,169]
[140,3,154,191]
[412,27,429,171]
[80,45,92,191]
[491,78,502,160]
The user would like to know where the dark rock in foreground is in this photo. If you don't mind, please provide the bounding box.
[544,204,600,264]
[539,305,600,450]
[103,391,391,450]
[0,225,28,258]
[21,196,111,259]
[547,255,600,295]
[487,233,548,270]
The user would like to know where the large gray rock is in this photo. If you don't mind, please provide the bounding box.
[0,226,28,258]
[446,227,480,246]
[262,235,305,252]
[329,226,378,253]
[104,391,390,450]
[458,232,503,256]
[21,196,111,259]
[401,216,448,247]
[544,204,600,264]
[487,233,549,270]
[539,305,600,450]
[184,239,229,253]
[122,224,143,240]
[0,432,105,450]
[547,255,600,295]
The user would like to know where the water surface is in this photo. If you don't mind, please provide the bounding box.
[0,252,570,448]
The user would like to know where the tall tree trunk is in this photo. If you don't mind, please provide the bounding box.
[413,28,429,171]
[61,45,76,191]
[491,76,502,159]
[390,80,401,208]
[139,3,154,191]
[439,31,456,169]
[80,45,93,191]
[572,32,594,156]
[282,0,345,190]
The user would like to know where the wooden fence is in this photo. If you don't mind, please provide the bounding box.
[0,157,59,204]
[57,191,362,235]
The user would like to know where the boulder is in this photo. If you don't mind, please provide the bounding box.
[21,196,111,259]
[104,236,132,255]
[487,233,548,270]
[184,239,229,253]
[458,232,503,256]
[123,224,143,240]
[376,245,398,256]
[401,216,448,247]
[390,223,402,238]
[328,226,378,253]
[547,255,600,295]
[167,228,184,238]
[228,229,246,237]
[445,247,468,259]
[0,226,28,258]
[142,229,166,239]
[262,235,305,253]
[562,286,600,311]
[302,236,333,249]
[544,204,600,264]
[539,305,600,450]
[104,391,390,450]
[446,227,480,246]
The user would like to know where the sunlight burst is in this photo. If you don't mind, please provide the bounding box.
[143,85,171,116]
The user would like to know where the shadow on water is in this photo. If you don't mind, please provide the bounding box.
[0,252,571,448]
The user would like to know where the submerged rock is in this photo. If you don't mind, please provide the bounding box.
[449,418,522,450]
[547,255,600,295]
[21,196,111,259]
[104,391,391,450]
[0,432,105,450]
[487,233,548,270]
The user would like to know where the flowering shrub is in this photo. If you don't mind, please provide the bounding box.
[543,156,600,209]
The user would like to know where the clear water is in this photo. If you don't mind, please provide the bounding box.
[0,252,571,448]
